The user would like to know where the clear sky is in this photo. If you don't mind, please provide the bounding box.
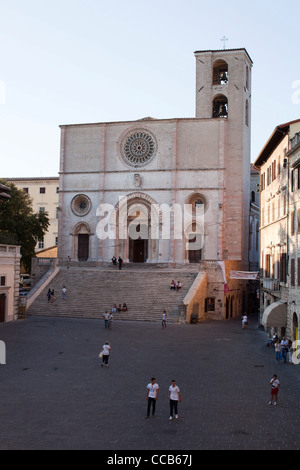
[1,0,300,177]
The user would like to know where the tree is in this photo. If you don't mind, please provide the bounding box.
[0,180,50,272]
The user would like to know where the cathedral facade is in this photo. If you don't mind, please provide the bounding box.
[57,48,253,319]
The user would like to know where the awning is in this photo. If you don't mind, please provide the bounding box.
[262,301,287,328]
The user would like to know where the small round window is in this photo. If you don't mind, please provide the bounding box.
[71,194,91,217]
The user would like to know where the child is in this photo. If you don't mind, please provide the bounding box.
[269,374,280,406]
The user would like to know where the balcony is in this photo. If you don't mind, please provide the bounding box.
[290,132,300,151]
[263,278,281,292]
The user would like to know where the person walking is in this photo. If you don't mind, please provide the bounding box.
[162,310,167,329]
[241,313,248,329]
[47,289,51,303]
[146,377,159,418]
[62,286,67,300]
[118,256,123,270]
[108,312,114,330]
[269,374,280,405]
[103,311,109,329]
[275,339,282,364]
[168,380,181,420]
[288,340,293,364]
[281,337,288,363]
[100,341,111,367]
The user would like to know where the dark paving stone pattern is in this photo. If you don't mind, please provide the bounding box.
[0,314,300,450]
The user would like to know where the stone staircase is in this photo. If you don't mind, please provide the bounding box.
[27,266,198,323]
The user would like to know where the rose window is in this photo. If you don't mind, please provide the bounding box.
[121,131,157,167]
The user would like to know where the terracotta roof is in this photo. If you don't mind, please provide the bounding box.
[5,177,58,182]
[254,118,300,168]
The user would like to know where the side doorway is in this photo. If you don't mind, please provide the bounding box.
[0,294,6,323]
[78,234,89,261]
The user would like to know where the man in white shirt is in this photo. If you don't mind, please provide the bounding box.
[101,341,111,367]
[168,380,181,420]
[146,377,159,418]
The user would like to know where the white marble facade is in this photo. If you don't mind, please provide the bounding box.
[58,48,252,270]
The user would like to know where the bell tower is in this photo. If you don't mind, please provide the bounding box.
[194,48,253,266]
[194,48,252,123]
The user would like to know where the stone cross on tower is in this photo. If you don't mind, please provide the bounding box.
[220,36,228,50]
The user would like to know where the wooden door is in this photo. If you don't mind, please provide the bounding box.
[129,238,148,262]
[78,234,89,261]
[0,294,6,322]
[188,235,202,263]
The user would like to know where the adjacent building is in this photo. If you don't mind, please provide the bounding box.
[254,118,300,340]
[0,245,21,322]
[248,164,260,313]
[5,177,59,254]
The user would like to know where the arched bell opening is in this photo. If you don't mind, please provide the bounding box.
[212,94,228,119]
[212,60,228,85]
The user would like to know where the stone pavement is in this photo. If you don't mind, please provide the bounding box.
[0,313,300,450]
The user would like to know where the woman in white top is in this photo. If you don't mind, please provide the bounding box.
[168,380,181,420]
[162,311,167,329]
[101,341,111,367]
[242,313,248,329]
[109,313,114,330]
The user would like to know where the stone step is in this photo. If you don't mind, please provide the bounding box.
[27,268,196,323]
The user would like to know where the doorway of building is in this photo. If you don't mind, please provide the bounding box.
[78,234,89,261]
[293,313,298,342]
[129,238,148,262]
[188,234,202,263]
[0,294,6,322]
[128,214,149,263]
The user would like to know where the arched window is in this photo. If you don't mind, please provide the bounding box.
[186,193,208,213]
[246,66,249,90]
[245,99,249,126]
[256,221,259,250]
[293,312,298,342]
[212,94,228,118]
[212,60,228,85]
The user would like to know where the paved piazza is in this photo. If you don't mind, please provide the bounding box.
[0,313,300,450]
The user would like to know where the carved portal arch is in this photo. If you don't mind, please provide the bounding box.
[113,192,160,262]
[72,222,93,261]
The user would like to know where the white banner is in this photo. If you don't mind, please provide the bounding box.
[230,271,259,280]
